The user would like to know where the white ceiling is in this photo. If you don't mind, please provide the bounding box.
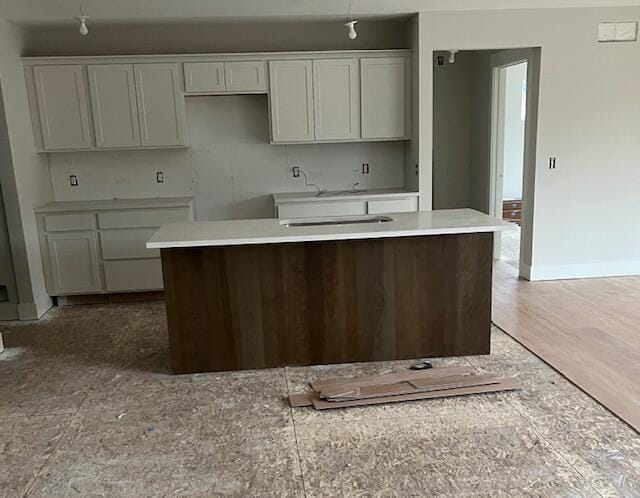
[1,0,638,24]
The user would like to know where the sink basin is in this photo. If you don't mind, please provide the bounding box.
[280,215,393,228]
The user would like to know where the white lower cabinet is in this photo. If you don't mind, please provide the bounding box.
[274,194,419,219]
[103,259,163,292]
[37,199,193,296]
[46,231,102,294]
[367,197,418,215]
[277,200,367,219]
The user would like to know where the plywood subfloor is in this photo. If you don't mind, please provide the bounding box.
[493,261,640,432]
[1,302,638,495]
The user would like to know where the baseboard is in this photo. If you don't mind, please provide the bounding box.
[18,293,53,320]
[0,302,19,321]
[527,261,640,281]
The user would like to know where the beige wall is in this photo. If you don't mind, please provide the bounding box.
[419,6,640,279]
[0,21,53,318]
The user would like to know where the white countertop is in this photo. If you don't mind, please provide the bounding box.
[147,209,515,249]
[35,196,194,213]
[272,188,419,204]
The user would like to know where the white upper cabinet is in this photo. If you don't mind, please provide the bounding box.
[312,58,360,141]
[134,63,187,147]
[88,64,141,148]
[269,60,315,143]
[184,62,225,93]
[360,57,410,140]
[33,65,93,150]
[225,61,267,93]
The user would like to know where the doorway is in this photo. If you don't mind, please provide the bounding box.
[488,49,539,278]
[491,60,527,269]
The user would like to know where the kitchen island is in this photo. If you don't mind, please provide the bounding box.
[148,209,513,374]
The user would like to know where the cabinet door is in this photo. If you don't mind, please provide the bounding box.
[224,61,267,92]
[33,65,93,150]
[313,59,360,141]
[184,62,225,93]
[360,57,408,140]
[87,64,141,148]
[134,63,187,147]
[268,60,314,142]
[46,231,101,294]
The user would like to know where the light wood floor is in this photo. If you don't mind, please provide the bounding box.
[493,261,640,432]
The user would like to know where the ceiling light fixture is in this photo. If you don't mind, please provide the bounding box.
[345,20,358,40]
[448,50,459,64]
[76,15,89,35]
[345,0,358,40]
[74,3,89,36]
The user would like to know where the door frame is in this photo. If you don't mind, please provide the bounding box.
[488,48,539,277]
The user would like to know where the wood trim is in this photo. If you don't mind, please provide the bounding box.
[161,233,493,373]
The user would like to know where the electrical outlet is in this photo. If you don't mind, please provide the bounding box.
[69,175,78,187]
[292,166,301,178]
[156,171,164,183]
[362,163,370,175]
[549,157,557,170]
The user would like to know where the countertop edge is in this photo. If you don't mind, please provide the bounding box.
[35,196,195,213]
[147,224,513,249]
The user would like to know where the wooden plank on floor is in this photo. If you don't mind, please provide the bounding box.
[322,374,500,401]
[310,378,519,410]
[310,366,476,393]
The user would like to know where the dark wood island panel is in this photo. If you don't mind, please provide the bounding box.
[161,233,493,373]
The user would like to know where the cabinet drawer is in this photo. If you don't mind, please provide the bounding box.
[503,210,522,220]
[503,200,522,210]
[184,62,225,93]
[100,228,160,260]
[103,259,163,292]
[277,201,367,219]
[367,198,418,215]
[97,207,190,229]
[224,61,267,92]
[44,213,95,232]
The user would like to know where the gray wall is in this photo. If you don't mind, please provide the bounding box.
[0,21,53,319]
[48,96,406,220]
[432,50,493,213]
[420,7,640,279]
[21,19,411,56]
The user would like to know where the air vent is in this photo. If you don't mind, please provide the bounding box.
[598,22,638,42]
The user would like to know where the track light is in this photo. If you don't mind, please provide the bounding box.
[448,50,459,64]
[76,16,89,36]
[345,20,358,40]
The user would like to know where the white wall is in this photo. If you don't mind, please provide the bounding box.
[502,62,526,200]
[49,96,406,220]
[0,21,53,318]
[419,6,640,280]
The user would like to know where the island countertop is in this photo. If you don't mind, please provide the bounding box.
[147,208,514,249]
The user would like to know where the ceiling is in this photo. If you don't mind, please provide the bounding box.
[1,0,638,25]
